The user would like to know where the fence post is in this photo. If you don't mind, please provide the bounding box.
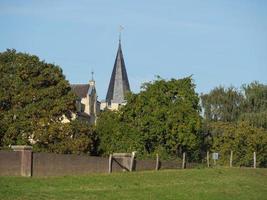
[207,151,210,168]
[130,151,136,172]
[108,154,113,173]
[230,151,233,168]
[253,152,256,169]
[155,153,159,170]
[182,152,186,169]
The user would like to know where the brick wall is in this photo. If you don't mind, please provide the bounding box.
[33,153,109,176]
[0,150,196,176]
[0,151,21,176]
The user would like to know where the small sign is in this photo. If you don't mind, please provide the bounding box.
[212,153,219,160]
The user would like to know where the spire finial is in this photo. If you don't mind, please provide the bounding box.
[119,25,124,44]
[91,70,94,81]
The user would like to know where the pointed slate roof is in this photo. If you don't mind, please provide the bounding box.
[106,41,130,104]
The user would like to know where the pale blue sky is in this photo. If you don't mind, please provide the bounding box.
[0,0,266,99]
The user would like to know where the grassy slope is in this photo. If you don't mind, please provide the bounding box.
[0,168,266,200]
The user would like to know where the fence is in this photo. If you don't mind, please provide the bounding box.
[205,150,265,168]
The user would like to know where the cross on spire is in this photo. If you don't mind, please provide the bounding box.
[91,70,94,81]
[119,25,124,43]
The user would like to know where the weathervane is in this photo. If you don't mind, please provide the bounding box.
[119,25,124,42]
[91,70,94,81]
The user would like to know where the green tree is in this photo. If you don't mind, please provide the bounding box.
[201,86,243,122]
[96,110,142,155]
[0,49,95,154]
[239,82,267,129]
[34,120,97,154]
[211,121,267,167]
[201,82,267,130]
[201,82,267,166]
[96,77,202,160]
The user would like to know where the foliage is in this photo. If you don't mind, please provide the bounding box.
[209,121,267,167]
[96,77,202,160]
[201,82,267,129]
[0,49,95,154]
[95,110,142,155]
[239,82,267,129]
[201,86,243,122]
[33,120,98,155]
[201,82,267,166]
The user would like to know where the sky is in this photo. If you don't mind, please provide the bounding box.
[0,0,266,100]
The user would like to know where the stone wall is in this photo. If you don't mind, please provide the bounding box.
[0,150,197,176]
[33,153,109,176]
[0,151,21,176]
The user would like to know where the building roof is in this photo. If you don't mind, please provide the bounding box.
[71,84,90,98]
[106,41,130,104]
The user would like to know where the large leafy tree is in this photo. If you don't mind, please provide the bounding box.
[211,121,267,167]
[96,77,202,160]
[201,82,267,166]
[239,82,267,129]
[96,110,142,156]
[0,49,95,154]
[201,82,267,130]
[201,86,243,122]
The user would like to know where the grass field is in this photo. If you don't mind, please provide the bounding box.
[0,168,266,200]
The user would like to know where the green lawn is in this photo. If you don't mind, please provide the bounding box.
[0,168,266,200]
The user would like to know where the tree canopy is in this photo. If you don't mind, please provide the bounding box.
[201,82,267,166]
[211,121,267,167]
[201,82,267,130]
[201,86,243,122]
[96,77,202,160]
[239,82,267,129]
[0,49,96,154]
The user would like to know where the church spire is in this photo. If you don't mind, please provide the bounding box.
[106,36,130,104]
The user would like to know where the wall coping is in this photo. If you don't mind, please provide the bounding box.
[11,145,33,151]
[112,153,132,157]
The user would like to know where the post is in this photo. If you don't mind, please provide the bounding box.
[108,154,113,173]
[130,151,136,172]
[230,151,233,168]
[207,151,210,168]
[155,153,159,170]
[182,152,186,169]
[253,152,256,169]
[11,145,32,177]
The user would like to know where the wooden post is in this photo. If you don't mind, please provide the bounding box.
[155,153,159,170]
[230,151,233,168]
[108,154,113,173]
[253,152,256,169]
[182,152,186,169]
[207,151,210,168]
[129,151,136,172]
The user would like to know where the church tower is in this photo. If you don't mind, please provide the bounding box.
[101,39,131,110]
